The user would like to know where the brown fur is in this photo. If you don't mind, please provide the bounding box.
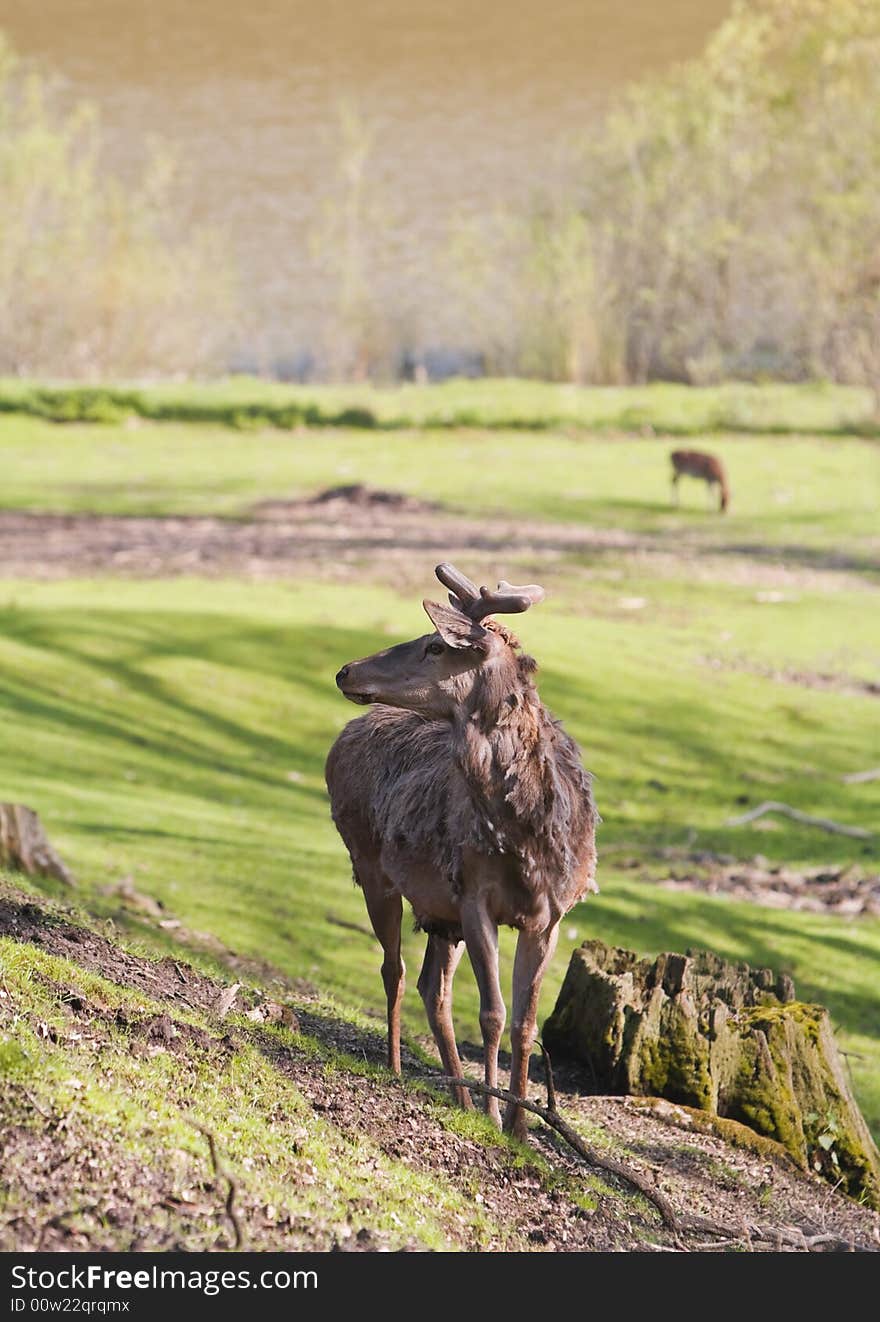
[325,581,598,1139]
[671,448,730,512]
[326,626,598,938]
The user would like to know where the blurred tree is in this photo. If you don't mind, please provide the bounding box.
[446,0,880,391]
[0,36,236,378]
[580,0,880,389]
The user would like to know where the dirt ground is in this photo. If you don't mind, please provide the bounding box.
[0,487,872,591]
[1,888,878,1254]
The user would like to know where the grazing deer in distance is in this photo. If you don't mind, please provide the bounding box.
[326,563,598,1140]
[670,448,730,512]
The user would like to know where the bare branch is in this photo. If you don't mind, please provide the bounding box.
[435,1075,680,1229]
[431,1076,867,1251]
[842,768,880,785]
[725,800,871,839]
[193,1123,245,1250]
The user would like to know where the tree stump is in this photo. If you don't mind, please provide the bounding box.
[543,940,880,1209]
[0,804,76,887]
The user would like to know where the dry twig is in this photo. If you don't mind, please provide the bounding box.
[725,800,871,839]
[193,1124,245,1250]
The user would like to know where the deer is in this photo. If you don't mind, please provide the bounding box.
[325,563,598,1141]
[670,448,730,512]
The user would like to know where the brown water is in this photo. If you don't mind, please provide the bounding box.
[0,1,730,368]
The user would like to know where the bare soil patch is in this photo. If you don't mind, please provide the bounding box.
[0,488,872,592]
[0,500,632,582]
[1,886,878,1253]
[700,655,880,699]
[623,852,880,916]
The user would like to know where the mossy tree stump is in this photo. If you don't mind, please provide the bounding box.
[543,940,880,1208]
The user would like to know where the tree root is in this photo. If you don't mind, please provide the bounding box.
[437,1075,868,1252]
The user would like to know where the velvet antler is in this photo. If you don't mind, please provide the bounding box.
[435,563,545,623]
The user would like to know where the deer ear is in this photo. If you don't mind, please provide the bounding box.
[422,600,489,651]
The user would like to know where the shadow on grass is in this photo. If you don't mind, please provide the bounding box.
[0,605,383,800]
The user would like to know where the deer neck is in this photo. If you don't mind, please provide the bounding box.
[453,661,551,826]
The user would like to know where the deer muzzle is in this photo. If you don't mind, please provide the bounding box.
[335,663,377,705]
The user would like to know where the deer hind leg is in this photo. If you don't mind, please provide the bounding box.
[461,903,505,1127]
[504,922,561,1141]
[360,875,405,1074]
[417,935,473,1110]
[671,471,681,506]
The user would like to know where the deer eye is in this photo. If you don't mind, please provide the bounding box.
[427,641,444,656]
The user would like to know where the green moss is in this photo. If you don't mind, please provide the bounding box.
[637,1009,714,1110]
[740,1000,825,1044]
[0,1038,31,1078]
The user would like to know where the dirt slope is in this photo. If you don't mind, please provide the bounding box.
[1,882,877,1254]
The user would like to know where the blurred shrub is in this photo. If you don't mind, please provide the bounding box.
[0,37,236,378]
[450,0,880,392]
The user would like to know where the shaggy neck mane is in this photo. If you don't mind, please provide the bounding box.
[453,625,595,888]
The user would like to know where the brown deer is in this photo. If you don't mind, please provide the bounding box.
[325,563,598,1140]
[670,448,730,512]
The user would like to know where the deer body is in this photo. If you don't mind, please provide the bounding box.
[670,448,730,512]
[325,564,598,1139]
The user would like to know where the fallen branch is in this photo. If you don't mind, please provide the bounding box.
[436,1075,681,1229]
[724,801,871,839]
[194,1124,245,1250]
[434,1076,867,1252]
[842,769,880,785]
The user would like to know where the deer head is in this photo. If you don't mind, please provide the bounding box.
[335,563,545,719]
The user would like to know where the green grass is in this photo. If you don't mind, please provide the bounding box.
[0,574,877,1132]
[0,376,876,435]
[0,933,506,1250]
[1,397,877,1150]
[1,416,878,563]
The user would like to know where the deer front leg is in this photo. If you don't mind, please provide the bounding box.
[504,922,560,1141]
[362,883,405,1074]
[417,935,473,1110]
[461,903,505,1127]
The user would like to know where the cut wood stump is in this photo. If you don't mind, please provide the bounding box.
[543,940,880,1209]
[0,804,76,887]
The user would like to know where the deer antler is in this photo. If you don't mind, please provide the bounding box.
[435,564,545,623]
[435,562,480,611]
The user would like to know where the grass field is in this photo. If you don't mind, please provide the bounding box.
[1,416,878,566]
[1,392,878,1139]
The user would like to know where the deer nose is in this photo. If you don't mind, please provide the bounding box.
[336,665,350,688]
